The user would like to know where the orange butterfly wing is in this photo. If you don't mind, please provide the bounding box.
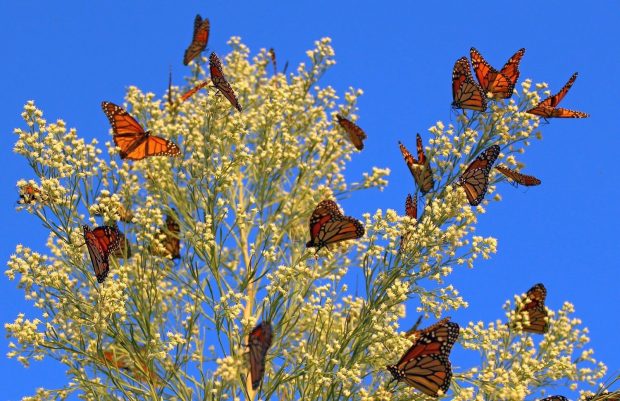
[470,47,525,99]
[457,145,500,206]
[183,14,210,65]
[514,283,549,334]
[306,200,365,251]
[101,101,181,160]
[209,52,243,112]
[399,135,434,194]
[180,80,209,102]
[451,57,487,111]
[336,114,367,150]
[387,319,459,397]
[83,225,122,283]
[526,73,589,118]
[495,164,541,186]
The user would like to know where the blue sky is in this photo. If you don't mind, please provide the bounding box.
[1,1,619,399]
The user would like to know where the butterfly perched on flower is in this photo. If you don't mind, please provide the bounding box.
[152,213,181,260]
[457,145,500,206]
[103,345,161,384]
[470,47,525,99]
[209,52,242,112]
[495,164,541,187]
[387,318,460,397]
[248,321,273,390]
[526,72,589,118]
[83,225,123,283]
[452,57,487,112]
[18,183,41,205]
[183,14,210,65]
[268,48,277,73]
[399,193,418,253]
[399,134,434,194]
[101,101,181,160]
[511,283,549,334]
[336,114,367,151]
[306,200,365,252]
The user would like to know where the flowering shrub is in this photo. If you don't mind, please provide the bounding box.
[6,37,612,401]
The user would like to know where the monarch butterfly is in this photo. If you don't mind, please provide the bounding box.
[83,225,122,283]
[103,346,161,384]
[180,80,209,102]
[183,14,210,65]
[526,73,589,118]
[399,134,435,194]
[452,57,487,112]
[18,184,41,204]
[470,47,525,99]
[512,283,549,334]
[387,318,460,397]
[93,204,134,223]
[540,397,569,401]
[101,101,181,160]
[152,214,181,260]
[336,114,367,151]
[306,200,365,251]
[399,193,418,253]
[268,48,277,73]
[248,321,273,390]
[457,145,500,206]
[495,164,541,186]
[111,231,132,259]
[209,52,243,112]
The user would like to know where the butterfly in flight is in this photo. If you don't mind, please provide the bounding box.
[306,200,365,252]
[180,80,209,103]
[151,213,181,260]
[248,321,273,390]
[399,193,418,253]
[470,47,525,99]
[101,101,181,161]
[457,145,500,206]
[512,283,549,334]
[452,57,487,112]
[526,72,589,118]
[209,52,243,112]
[495,164,541,187]
[387,318,460,397]
[183,14,210,65]
[399,134,434,194]
[336,114,367,151]
[83,225,123,283]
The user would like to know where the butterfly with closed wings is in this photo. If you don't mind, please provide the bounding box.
[470,47,525,99]
[452,57,487,112]
[526,72,589,118]
[495,164,541,187]
[247,321,273,390]
[209,52,243,112]
[83,224,123,283]
[336,114,367,151]
[457,145,500,206]
[306,200,365,252]
[101,101,181,161]
[387,318,460,397]
[511,283,549,334]
[399,193,418,253]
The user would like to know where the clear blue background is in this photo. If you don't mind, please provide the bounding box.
[1,1,618,398]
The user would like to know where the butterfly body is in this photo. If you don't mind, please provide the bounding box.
[83,225,122,283]
[457,145,500,206]
[387,319,459,397]
[101,101,181,160]
[452,57,487,111]
[306,200,365,251]
[470,47,525,99]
